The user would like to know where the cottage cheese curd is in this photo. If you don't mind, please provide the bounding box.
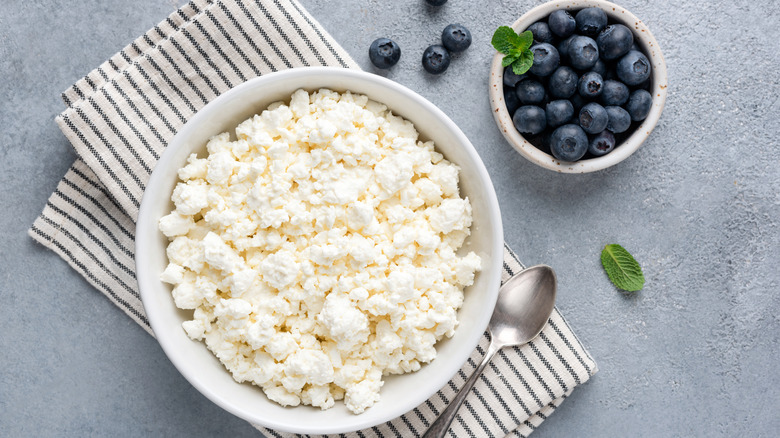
[159,88,481,414]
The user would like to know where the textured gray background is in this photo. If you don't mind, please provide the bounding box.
[2,0,779,436]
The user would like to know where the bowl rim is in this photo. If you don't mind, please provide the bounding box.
[135,67,504,434]
[488,0,668,173]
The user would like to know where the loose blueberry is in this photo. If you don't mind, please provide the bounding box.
[626,89,653,121]
[529,43,560,77]
[548,66,578,98]
[504,86,521,115]
[528,21,554,44]
[550,124,588,161]
[590,58,607,77]
[425,0,447,5]
[442,24,472,52]
[597,24,634,61]
[578,102,609,134]
[575,7,607,37]
[605,105,631,133]
[548,10,576,38]
[515,80,546,105]
[600,80,629,105]
[422,45,450,74]
[616,50,651,86]
[368,38,401,69]
[567,35,599,70]
[513,105,547,136]
[578,71,604,99]
[546,100,574,128]
[588,130,616,156]
[503,66,526,87]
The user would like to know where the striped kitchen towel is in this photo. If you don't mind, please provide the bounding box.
[28,0,597,437]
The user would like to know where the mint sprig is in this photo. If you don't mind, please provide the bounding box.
[601,244,645,292]
[491,26,534,75]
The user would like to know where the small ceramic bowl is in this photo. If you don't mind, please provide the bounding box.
[489,0,668,173]
[135,67,504,435]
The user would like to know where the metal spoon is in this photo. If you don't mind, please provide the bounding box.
[422,265,557,438]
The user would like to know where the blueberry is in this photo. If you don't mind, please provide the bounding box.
[442,24,472,52]
[626,89,653,121]
[567,36,599,70]
[422,45,450,74]
[528,22,554,44]
[605,105,631,133]
[600,80,629,105]
[425,0,447,5]
[513,105,547,136]
[575,7,607,37]
[578,102,608,134]
[557,35,575,61]
[597,24,634,61]
[368,38,401,69]
[550,124,588,161]
[529,43,560,77]
[616,50,651,86]
[515,80,546,104]
[590,58,607,77]
[578,71,604,99]
[504,86,521,114]
[548,10,576,38]
[505,67,526,88]
[548,66,578,98]
[588,130,616,156]
[546,100,574,128]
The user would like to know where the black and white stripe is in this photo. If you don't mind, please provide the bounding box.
[53,0,359,219]
[29,0,596,436]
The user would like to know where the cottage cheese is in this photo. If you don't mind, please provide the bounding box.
[160,89,481,414]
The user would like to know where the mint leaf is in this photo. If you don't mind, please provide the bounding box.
[491,26,521,55]
[492,27,534,55]
[601,244,645,292]
[492,27,535,76]
[512,50,534,75]
[501,53,520,67]
[516,30,533,51]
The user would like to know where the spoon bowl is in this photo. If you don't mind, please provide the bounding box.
[423,265,557,438]
[490,265,557,346]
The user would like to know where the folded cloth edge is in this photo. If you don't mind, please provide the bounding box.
[55,0,359,219]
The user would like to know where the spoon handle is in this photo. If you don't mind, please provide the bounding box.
[422,340,500,438]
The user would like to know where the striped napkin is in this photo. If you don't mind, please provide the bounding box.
[28,0,597,436]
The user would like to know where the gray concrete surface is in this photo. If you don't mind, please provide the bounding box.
[2,0,779,436]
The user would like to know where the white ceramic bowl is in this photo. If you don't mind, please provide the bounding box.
[489,0,668,173]
[136,67,504,434]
